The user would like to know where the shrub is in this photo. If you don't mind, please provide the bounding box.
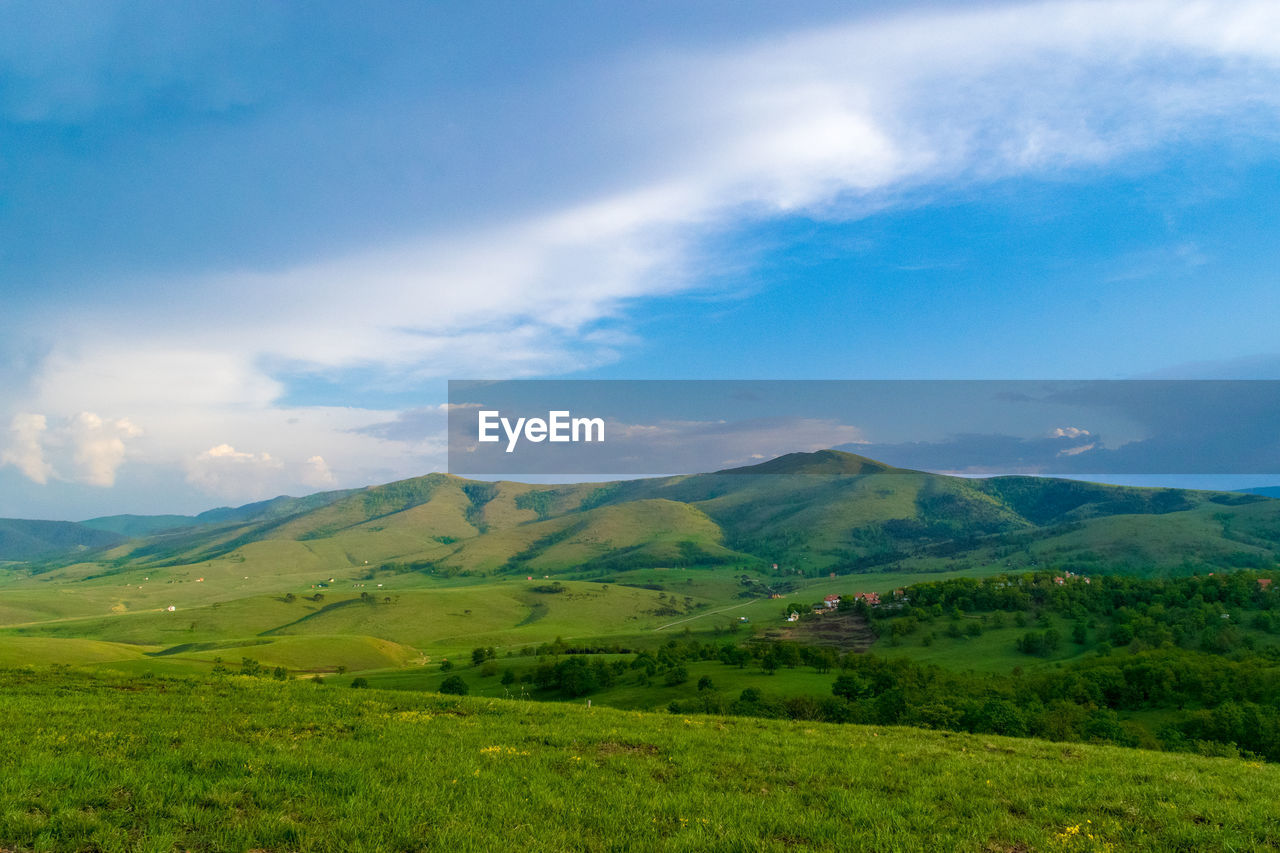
[440,675,469,695]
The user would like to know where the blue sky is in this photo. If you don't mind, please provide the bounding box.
[3,0,1280,518]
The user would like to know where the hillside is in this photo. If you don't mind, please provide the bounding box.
[2,668,1277,852]
[0,518,125,562]
[7,451,1279,582]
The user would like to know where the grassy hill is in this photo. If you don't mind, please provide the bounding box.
[3,452,1280,850]
[0,518,126,562]
[2,668,1278,852]
[16,450,1272,585]
[0,450,1276,670]
[1,450,1278,714]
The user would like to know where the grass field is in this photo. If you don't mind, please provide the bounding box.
[0,564,984,672]
[3,668,1279,852]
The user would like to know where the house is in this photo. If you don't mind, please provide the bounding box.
[853,592,881,606]
[1260,578,1273,590]
[823,594,841,609]
[769,593,783,599]
[1053,576,1065,585]
[786,611,800,622]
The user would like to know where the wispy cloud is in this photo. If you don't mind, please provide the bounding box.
[7,0,1280,508]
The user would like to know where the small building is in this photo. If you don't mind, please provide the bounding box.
[823,594,841,609]
[786,611,800,622]
[166,605,176,612]
[769,593,783,599]
[1260,578,1273,590]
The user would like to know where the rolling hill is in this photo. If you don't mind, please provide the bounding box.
[6,450,1278,581]
[5,668,1279,852]
[0,518,126,563]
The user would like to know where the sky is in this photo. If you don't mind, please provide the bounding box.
[2,0,1280,519]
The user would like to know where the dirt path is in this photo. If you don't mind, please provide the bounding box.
[653,599,760,631]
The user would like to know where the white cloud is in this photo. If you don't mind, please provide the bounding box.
[1,411,142,487]
[185,443,285,499]
[302,455,335,488]
[1057,442,1098,457]
[1052,426,1092,439]
[2,413,53,485]
[69,412,142,487]
[8,0,1280,505]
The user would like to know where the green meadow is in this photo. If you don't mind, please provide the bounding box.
[4,669,1279,853]
[6,454,1280,849]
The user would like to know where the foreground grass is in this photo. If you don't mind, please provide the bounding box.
[3,670,1280,852]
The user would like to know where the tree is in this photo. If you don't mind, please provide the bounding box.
[272,666,288,681]
[697,675,714,691]
[833,673,870,701]
[440,659,454,672]
[557,658,599,697]
[664,665,689,686]
[500,668,516,685]
[761,651,778,675]
[440,675,469,695]
[812,648,837,674]
[350,677,369,689]
[472,647,489,666]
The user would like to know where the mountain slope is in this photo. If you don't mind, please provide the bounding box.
[0,519,126,563]
[13,450,1280,578]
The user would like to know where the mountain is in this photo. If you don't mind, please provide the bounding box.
[15,449,1274,579]
[0,519,127,563]
[1241,486,1280,499]
[80,515,197,538]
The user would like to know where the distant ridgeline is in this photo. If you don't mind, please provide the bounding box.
[2,450,1277,579]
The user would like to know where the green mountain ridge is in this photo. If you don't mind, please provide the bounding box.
[0,518,127,562]
[5,450,1278,579]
